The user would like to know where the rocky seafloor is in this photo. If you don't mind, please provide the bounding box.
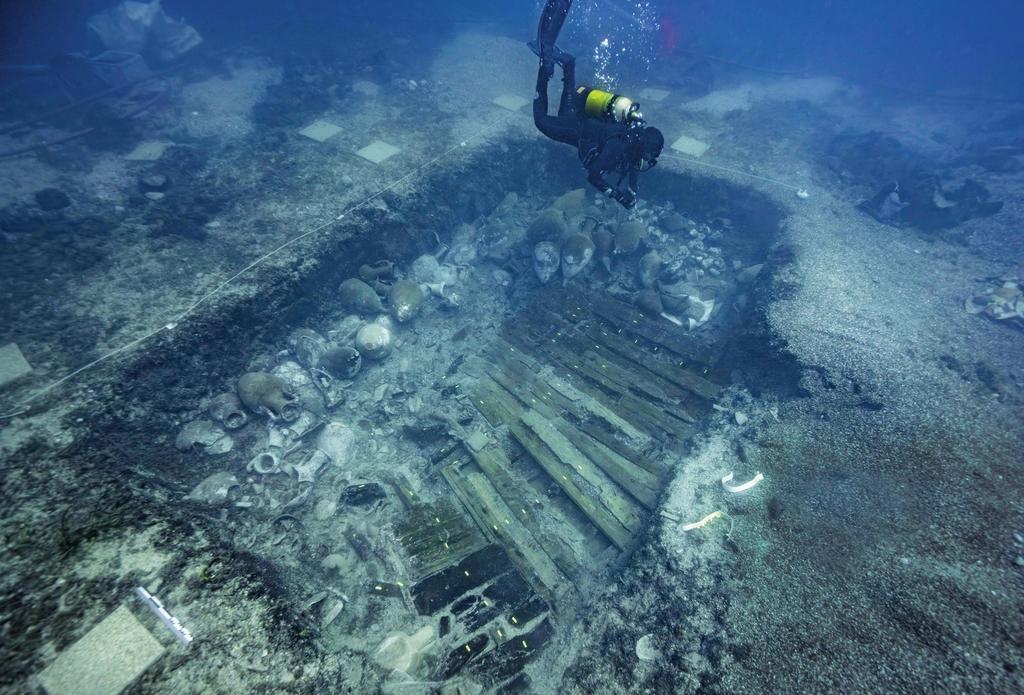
[2,21,1023,695]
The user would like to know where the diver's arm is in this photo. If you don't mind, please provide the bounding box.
[587,167,613,195]
[587,166,635,208]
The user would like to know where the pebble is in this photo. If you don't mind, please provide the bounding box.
[145,191,165,201]
[140,173,169,192]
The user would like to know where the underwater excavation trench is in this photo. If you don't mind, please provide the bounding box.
[6,137,792,691]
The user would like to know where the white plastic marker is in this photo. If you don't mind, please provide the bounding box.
[721,471,764,493]
[135,586,193,646]
[681,510,725,531]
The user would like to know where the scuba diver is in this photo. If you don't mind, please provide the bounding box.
[530,0,664,209]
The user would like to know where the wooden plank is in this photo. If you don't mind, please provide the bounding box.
[522,306,714,424]
[467,367,641,548]
[502,311,710,443]
[463,469,569,597]
[470,355,564,420]
[530,306,704,410]
[488,338,655,451]
[579,320,721,401]
[470,444,585,580]
[580,349,682,408]
[395,499,489,580]
[552,420,661,509]
[504,327,673,442]
[486,346,669,478]
[617,391,695,440]
[578,418,664,476]
[509,417,633,550]
[482,343,665,504]
[465,369,636,550]
[573,290,720,366]
[443,462,568,600]
[514,326,686,441]
[517,409,642,547]
[464,362,523,428]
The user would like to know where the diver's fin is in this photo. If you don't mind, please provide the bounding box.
[527,40,573,65]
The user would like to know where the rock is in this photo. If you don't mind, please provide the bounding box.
[352,80,380,98]
[139,174,170,192]
[144,191,165,201]
[661,212,688,233]
[734,411,749,425]
[34,188,70,211]
[635,634,662,662]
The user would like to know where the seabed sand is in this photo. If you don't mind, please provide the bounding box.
[1,24,1023,695]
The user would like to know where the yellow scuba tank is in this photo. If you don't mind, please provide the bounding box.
[577,86,644,125]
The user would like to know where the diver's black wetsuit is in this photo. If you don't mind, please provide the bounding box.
[533,59,639,203]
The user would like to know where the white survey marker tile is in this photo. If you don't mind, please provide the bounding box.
[37,605,166,695]
[670,134,710,157]
[356,140,401,164]
[0,342,31,389]
[299,120,343,142]
[493,94,530,111]
[125,141,171,161]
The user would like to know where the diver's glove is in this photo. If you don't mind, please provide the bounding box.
[607,188,636,209]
